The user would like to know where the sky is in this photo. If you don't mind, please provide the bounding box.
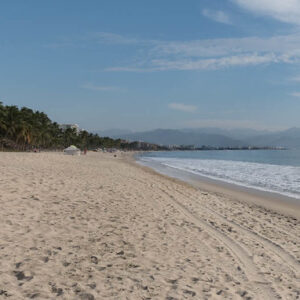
[1,0,300,132]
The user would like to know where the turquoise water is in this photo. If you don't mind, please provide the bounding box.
[139,150,300,200]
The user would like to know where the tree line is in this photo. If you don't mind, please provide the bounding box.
[0,102,164,151]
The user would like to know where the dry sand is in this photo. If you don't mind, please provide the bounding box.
[0,152,299,299]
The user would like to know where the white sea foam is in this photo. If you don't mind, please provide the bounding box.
[140,157,300,199]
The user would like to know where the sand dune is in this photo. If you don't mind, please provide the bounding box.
[0,152,299,299]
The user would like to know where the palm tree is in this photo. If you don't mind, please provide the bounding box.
[0,102,7,137]
[5,105,21,141]
[0,102,152,151]
[16,121,32,150]
[79,130,89,148]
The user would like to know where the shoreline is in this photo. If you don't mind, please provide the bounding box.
[134,155,300,219]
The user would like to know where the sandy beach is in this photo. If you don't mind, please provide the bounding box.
[0,152,299,299]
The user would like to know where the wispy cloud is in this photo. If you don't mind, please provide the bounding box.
[85,32,141,45]
[45,32,153,49]
[104,66,155,73]
[104,32,300,71]
[81,83,119,91]
[202,9,232,24]
[152,34,300,60]
[289,92,300,97]
[169,103,197,113]
[106,53,296,72]
[232,0,300,25]
[50,31,300,72]
[151,53,278,71]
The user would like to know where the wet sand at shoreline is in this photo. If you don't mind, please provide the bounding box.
[136,158,300,219]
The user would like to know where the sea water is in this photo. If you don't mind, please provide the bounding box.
[139,150,300,200]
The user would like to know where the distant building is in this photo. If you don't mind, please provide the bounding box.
[59,124,81,134]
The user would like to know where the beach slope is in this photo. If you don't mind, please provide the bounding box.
[0,152,299,299]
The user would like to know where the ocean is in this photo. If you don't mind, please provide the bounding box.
[138,150,300,200]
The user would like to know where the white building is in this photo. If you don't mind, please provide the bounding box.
[59,124,81,134]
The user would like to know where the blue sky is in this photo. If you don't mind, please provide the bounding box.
[1,0,300,131]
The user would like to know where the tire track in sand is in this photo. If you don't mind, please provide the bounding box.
[126,166,284,298]
[169,187,300,278]
[204,205,300,277]
[157,187,278,299]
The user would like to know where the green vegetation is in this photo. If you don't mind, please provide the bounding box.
[0,102,164,151]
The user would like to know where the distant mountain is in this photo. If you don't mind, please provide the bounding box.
[247,127,300,149]
[181,127,273,139]
[118,129,248,148]
[283,127,300,136]
[97,127,300,149]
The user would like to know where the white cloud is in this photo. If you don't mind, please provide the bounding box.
[202,9,232,24]
[289,91,300,97]
[82,83,119,91]
[232,0,300,25]
[169,103,197,112]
